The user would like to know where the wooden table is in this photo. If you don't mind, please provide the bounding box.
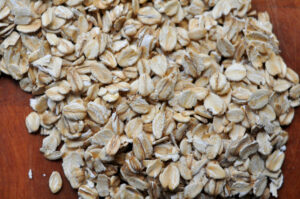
[0,0,299,198]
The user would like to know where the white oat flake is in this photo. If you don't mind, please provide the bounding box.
[28,169,33,180]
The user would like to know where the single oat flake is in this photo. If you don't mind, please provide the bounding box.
[49,171,63,194]
[0,0,298,198]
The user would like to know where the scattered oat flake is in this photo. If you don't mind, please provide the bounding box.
[28,169,33,180]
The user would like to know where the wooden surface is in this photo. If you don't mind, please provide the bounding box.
[0,0,299,198]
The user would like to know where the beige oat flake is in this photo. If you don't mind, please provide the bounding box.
[49,171,63,194]
[25,112,40,133]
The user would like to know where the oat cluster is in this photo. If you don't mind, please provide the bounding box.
[1,0,299,198]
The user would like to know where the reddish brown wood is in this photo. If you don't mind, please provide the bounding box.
[0,78,77,199]
[0,0,299,198]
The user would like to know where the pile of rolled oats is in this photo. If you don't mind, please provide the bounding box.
[1,0,299,198]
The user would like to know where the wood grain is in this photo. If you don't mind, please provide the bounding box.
[0,0,299,198]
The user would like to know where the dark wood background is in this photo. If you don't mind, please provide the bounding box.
[0,0,299,198]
